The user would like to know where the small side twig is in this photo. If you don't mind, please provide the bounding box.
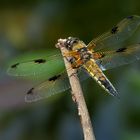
[56,39,96,140]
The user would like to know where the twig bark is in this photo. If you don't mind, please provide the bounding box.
[56,39,96,140]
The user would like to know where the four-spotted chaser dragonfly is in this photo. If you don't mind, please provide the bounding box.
[7,15,140,102]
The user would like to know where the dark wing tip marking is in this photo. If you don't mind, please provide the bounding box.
[27,88,34,95]
[111,26,118,34]
[11,63,19,68]
[34,59,46,64]
[116,47,127,52]
[48,74,61,81]
[126,15,134,20]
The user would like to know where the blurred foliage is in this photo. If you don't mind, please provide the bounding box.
[0,0,140,140]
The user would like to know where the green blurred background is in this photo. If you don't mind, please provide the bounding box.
[0,0,140,140]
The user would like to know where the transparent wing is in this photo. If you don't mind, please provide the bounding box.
[7,54,65,79]
[25,68,89,102]
[25,72,70,102]
[94,44,140,71]
[87,15,140,52]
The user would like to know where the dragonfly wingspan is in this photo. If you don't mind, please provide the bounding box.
[7,15,140,101]
[87,15,140,52]
[83,59,119,98]
[93,44,140,71]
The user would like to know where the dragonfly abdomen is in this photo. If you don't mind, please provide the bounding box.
[96,74,119,98]
[83,59,119,98]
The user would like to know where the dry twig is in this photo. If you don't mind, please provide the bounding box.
[56,39,96,140]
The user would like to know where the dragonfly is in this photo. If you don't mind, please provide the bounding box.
[7,15,140,102]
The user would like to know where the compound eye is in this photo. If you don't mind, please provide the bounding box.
[72,39,78,45]
[65,37,79,50]
[65,39,72,50]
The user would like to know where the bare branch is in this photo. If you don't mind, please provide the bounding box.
[56,39,96,140]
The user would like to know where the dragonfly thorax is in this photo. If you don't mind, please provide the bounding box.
[65,37,92,68]
[78,47,92,61]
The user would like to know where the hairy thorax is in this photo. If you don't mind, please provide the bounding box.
[64,37,92,68]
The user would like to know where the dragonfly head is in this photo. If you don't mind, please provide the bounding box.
[65,37,86,51]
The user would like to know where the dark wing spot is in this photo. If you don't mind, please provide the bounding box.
[34,59,46,64]
[27,88,34,95]
[116,47,127,53]
[101,53,105,58]
[11,63,19,68]
[126,15,134,20]
[111,26,118,34]
[48,74,61,81]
